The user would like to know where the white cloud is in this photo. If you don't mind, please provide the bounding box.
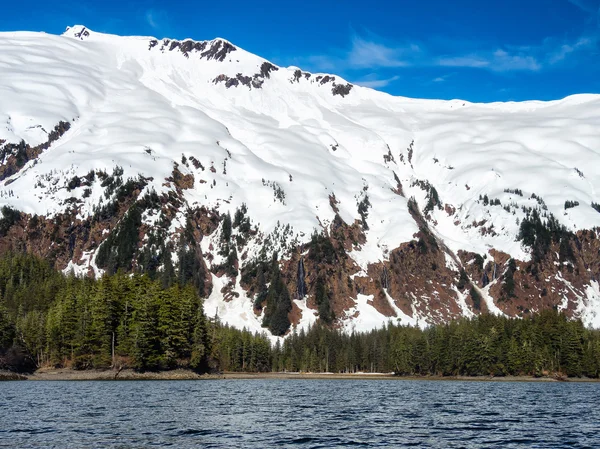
[347,36,418,68]
[548,37,593,64]
[436,35,596,72]
[289,29,596,84]
[432,75,450,83]
[146,10,159,30]
[491,49,541,71]
[354,75,401,88]
[314,35,546,74]
[438,55,490,69]
[438,48,541,72]
[286,34,421,73]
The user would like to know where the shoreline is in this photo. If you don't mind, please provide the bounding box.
[219,372,600,382]
[2,369,599,382]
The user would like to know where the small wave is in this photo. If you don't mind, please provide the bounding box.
[8,427,55,435]
[177,428,217,436]
[278,436,327,445]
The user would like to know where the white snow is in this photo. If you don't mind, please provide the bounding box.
[341,294,394,333]
[340,292,424,333]
[203,273,277,341]
[292,298,319,333]
[478,284,506,317]
[578,281,600,329]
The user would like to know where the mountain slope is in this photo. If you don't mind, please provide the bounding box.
[1,25,599,336]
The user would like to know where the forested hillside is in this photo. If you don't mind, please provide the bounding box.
[1,252,599,378]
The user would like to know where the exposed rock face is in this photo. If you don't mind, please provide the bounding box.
[213,62,281,91]
[259,62,278,79]
[213,73,262,89]
[149,37,237,61]
[332,83,353,97]
[291,69,312,83]
[169,164,195,190]
[74,27,90,40]
[316,75,335,84]
[212,61,353,99]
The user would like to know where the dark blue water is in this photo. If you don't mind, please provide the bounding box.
[1,379,598,448]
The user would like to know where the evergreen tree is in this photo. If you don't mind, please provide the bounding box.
[221,213,232,242]
[501,259,517,300]
[1,251,599,378]
[0,303,15,352]
[315,275,334,324]
[131,281,162,371]
[457,269,469,290]
[160,246,176,289]
[190,297,209,372]
[469,286,482,311]
[254,263,268,309]
[262,254,292,336]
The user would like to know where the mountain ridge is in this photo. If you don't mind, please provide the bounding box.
[0,25,599,337]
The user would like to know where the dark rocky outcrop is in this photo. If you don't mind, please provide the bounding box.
[259,62,279,78]
[150,37,236,61]
[316,75,335,84]
[213,62,279,90]
[73,27,90,40]
[332,83,353,97]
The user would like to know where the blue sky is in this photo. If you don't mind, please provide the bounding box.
[3,0,600,102]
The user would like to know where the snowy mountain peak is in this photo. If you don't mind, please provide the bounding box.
[57,25,354,97]
[63,25,92,39]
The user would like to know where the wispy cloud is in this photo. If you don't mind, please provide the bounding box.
[279,25,598,94]
[354,74,401,88]
[432,74,453,83]
[143,8,174,37]
[484,49,541,72]
[347,36,419,68]
[145,9,160,30]
[437,55,489,69]
[300,32,584,75]
[548,37,593,63]
[436,41,590,72]
[287,34,420,73]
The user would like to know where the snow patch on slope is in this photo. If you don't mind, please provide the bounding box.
[578,281,600,329]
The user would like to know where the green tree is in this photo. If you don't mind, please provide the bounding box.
[262,254,292,336]
[315,276,334,324]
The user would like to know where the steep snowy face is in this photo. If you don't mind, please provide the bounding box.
[1,25,599,334]
[0,25,417,259]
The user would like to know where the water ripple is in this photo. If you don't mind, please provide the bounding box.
[0,380,599,448]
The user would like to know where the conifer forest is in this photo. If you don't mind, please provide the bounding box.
[1,252,599,378]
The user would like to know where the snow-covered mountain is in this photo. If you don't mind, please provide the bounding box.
[1,25,599,336]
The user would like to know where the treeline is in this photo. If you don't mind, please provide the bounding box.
[0,253,210,372]
[2,252,600,378]
[274,312,600,378]
[0,252,270,373]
